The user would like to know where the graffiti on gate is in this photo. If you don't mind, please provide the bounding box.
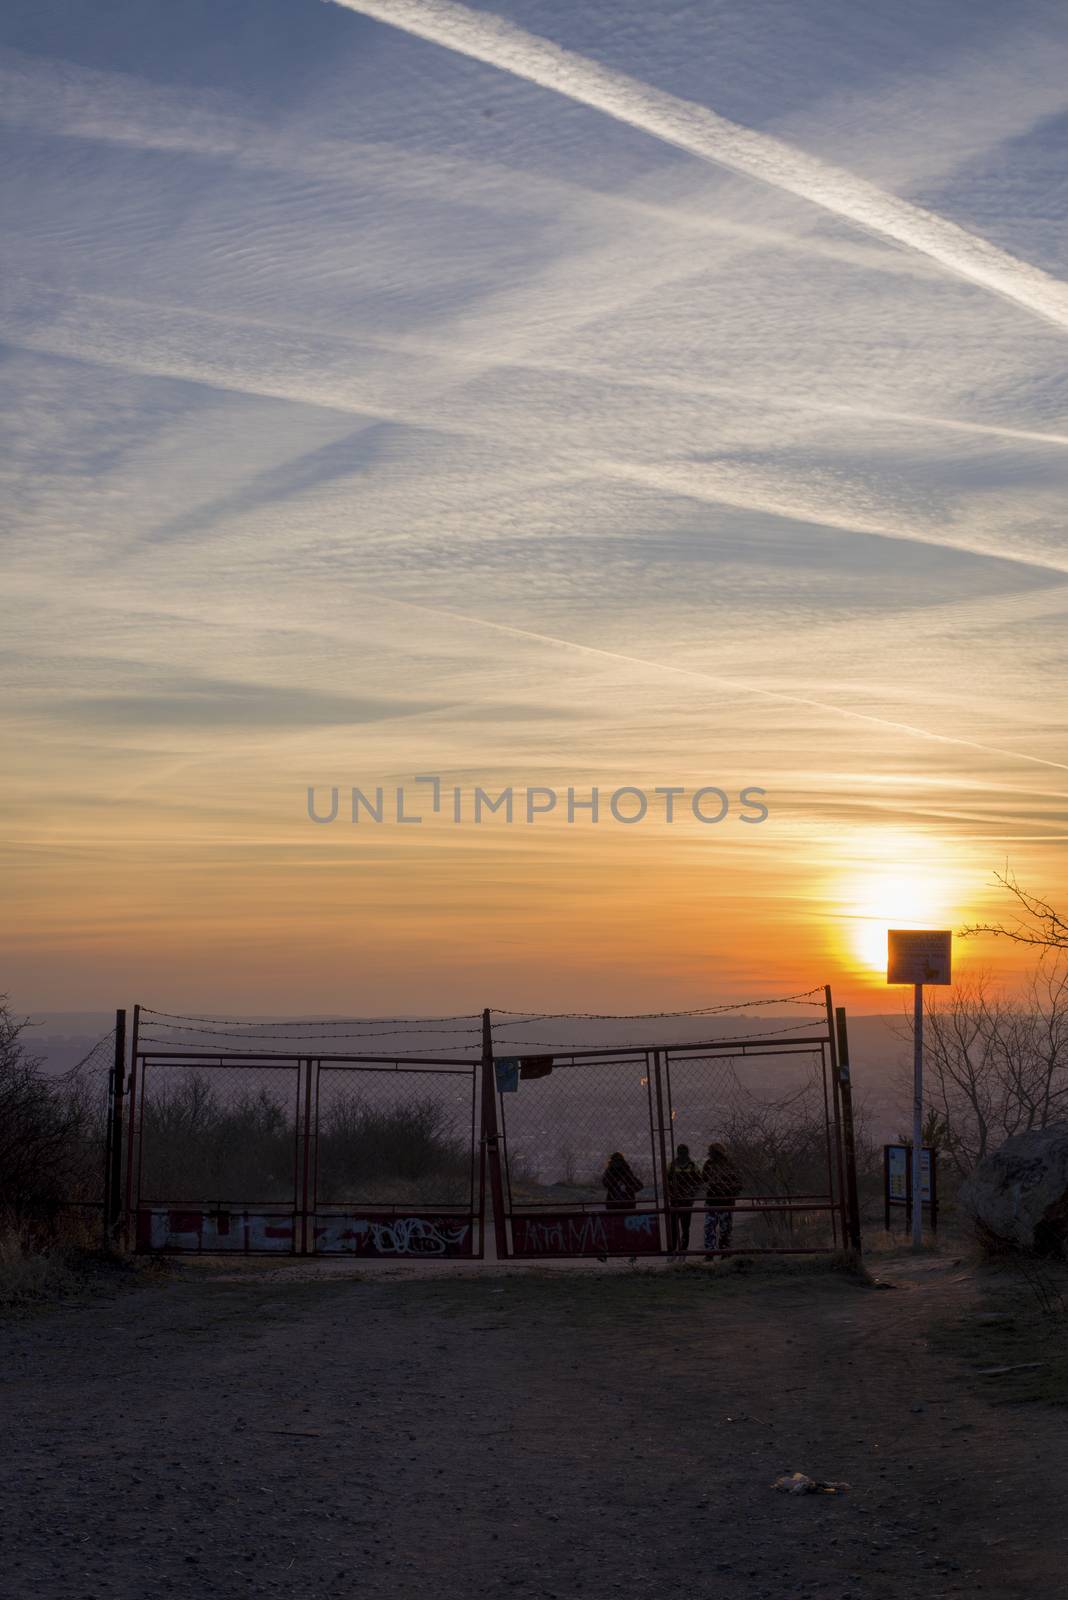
[137,1209,295,1253]
[314,1213,474,1256]
[512,1210,661,1257]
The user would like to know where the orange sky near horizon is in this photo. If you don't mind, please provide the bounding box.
[4,749,1053,1015]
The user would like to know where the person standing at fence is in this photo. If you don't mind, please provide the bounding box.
[702,1142,742,1257]
[602,1151,642,1210]
[666,1143,702,1256]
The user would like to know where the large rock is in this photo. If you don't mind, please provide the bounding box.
[958,1124,1068,1256]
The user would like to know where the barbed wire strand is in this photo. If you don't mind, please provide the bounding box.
[52,1027,117,1083]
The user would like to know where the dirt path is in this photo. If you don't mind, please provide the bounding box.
[0,1254,1063,1599]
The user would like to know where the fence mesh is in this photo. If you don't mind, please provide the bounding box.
[664,1045,838,1250]
[499,1053,659,1208]
[135,1060,301,1205]
[497,1038,839,1254]
[314,1065,477,1211]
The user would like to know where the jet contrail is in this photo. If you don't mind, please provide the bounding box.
[378,594,1068,776]
[328,0,1068,334]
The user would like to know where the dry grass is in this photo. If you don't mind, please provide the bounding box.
[0,1227,79,1309]
[0,1218,140,1313]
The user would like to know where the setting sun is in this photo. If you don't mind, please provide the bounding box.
[830,833,972,978]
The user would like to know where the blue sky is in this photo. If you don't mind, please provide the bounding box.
[3,0,1067,1010]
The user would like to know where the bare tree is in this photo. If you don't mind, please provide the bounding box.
[962,872,1068,953]
[0,998,95,1227]
[903,969,1068,1176]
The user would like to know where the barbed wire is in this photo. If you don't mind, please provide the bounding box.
[52,1026,116,1083]
[136,1033,484,1056]
[136,1020,481,1042]
[489,987,826,1022]
[132,990,830,1059]
[140,1008,481,1026]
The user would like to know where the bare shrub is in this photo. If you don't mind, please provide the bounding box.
[317,1091,471,1205]
[719,1071,844,1248]
[139,1075,294,1202]
[0,1000,100,1233]
[137,1076,471,1207]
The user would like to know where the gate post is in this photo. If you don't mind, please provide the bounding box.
[651,1050,672,1253]
[123,1003,141,1251]
[834,1007,863,1256]
[824,985,848,1247]
[481,1010,509,1261]
[300,1059,314,1256]
[103,1009,126,1249]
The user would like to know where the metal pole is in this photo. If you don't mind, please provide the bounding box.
[824,986,848,1244]
[481,1010,509,1261]
[300,1059,314,1256]
[105,1010,126,1248]
[912,983,924,1250]
[651,1050,672,1254]
[834,1007,862,1256]
[123,1003,141,1250]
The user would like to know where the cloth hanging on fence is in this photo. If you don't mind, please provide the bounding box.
[520,1055,554,1079]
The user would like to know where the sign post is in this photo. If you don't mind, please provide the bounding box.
[887,929,952,1250]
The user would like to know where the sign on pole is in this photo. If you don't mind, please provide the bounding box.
[887,929,952,986]
[887,929,952,1250]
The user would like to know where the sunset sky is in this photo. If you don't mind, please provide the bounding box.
[3,0,1067,1015]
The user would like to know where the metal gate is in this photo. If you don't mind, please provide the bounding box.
[126,1051,484,1257]
[121,993,859,1260]
[493,1021,853,1259]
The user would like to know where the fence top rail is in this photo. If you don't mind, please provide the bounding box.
[527,1033,831,1063]
[135,1032,830,1068]
[136,1050,479,1070]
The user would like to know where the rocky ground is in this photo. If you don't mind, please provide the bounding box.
[1,1250,1065,1599]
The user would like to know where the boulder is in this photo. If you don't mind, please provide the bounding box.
[958,1124,1068,1256]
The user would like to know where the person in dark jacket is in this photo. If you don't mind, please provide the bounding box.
[602,1151,643,1210]
[702,1142,743,1256]
[666,1143,702,1256]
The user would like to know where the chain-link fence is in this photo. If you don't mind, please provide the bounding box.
[128,1050,482,1256]
[124,992,849,1258]
[134,1058,302,1206]
[663,1041,839,1252]
[314,1064,478,1210]
[497,1033,841,1257]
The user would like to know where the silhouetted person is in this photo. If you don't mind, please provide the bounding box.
[702,1142,742,1257]
[666,1142,702,1256]
[602,1151,642,1210]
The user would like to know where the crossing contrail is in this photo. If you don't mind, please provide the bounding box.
[378,595,1068,776]
[328,0,1068,334]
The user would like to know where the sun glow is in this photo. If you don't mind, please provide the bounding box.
[831,836,969,979]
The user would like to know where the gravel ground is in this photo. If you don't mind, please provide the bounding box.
[0,1252,1064,1599]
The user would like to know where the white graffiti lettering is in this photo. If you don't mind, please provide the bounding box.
[361,1217,471,1256]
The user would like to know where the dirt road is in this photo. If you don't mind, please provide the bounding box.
[0,1254,1063,1598]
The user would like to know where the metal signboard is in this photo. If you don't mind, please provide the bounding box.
[887,929,952,985]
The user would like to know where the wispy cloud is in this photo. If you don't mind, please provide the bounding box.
[331,0,1068,331]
